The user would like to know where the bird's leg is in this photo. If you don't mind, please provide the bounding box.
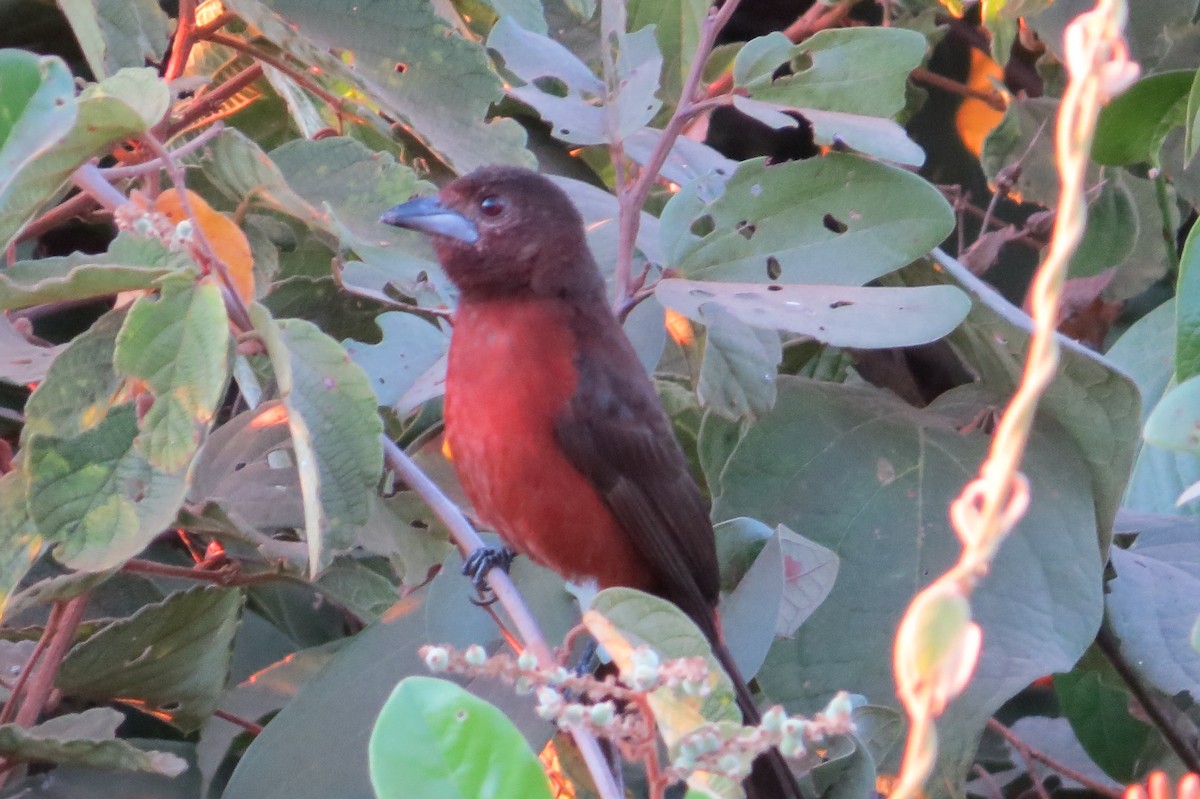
[462,545,517,605]
[572,638,599,677]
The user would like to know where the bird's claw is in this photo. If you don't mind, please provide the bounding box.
[462,546,516,604]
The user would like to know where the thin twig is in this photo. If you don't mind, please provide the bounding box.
[380,437,622,799]
[101,124,225,180]
[121,558,289,587]
[167,64,264,138]
[15,193,99,246]
[912,67,1007,113]
[1096,627,1200,774]
[213,708,265,735]
[987,718,1122,799]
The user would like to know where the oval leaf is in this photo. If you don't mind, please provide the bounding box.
[369,676,553,799]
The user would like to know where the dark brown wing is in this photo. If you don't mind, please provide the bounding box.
[554,307,720,639]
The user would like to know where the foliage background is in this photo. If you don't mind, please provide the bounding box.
[0,0,1197,796]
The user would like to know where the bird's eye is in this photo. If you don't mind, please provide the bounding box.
[479,195,505,217]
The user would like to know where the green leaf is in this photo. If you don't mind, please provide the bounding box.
[0,67,167,249]
[1067,170,1138,278]
[627,0,706,102]
[932,252,1139,542]
[979,97,1067,208]
[369,676,553,799]
[1105,174,1177,301]
[720,525,839,680]
[315,557,400,623]
[1144,374,1200,457]
[252,307,384,575]
[56,586,243,732]
[268,136,440,287]
[1092,70,1193,166]
[1107,542,1200,699]
[1107,299,1200,514]
[662,155,954,284]
[0,50,77,249]
[656,279,970,348]
[221,0,531,172]
[57,0,171,80]
[1177,216,1200,382]
[1055,654,1157,784]
[222,593,428,799]
[21,308,122,443]
[115,274,230,471]
[735,28,927,118]
[1185,67,1200,164]
[0,708,186,775]
[713,378,1102,791]
[343,312,448,408]
[695,302,781,420]
[0,470,43,621]
[587,587,740,737]
[0,230,189,312]
[25,403,189,571]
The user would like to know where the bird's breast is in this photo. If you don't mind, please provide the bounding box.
[444,298,654,590]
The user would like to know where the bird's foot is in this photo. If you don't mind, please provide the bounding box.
[462,546,516,605]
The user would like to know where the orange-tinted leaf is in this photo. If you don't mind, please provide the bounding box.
[155,188,255,304]
[664,307,695,347]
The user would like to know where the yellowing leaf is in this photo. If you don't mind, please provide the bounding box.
[155,189,255,304]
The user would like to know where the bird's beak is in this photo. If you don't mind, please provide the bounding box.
[379,196,479,244]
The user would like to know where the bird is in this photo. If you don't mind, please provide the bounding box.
[381,166,803,799]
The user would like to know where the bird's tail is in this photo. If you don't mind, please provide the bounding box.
[710,638,806,799]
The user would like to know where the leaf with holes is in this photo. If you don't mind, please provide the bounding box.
[657,279,970,347]
[661,155,954,285]
[488,17,662,145]
[56,587,243,732]
[734,28,926,118]
[221,0,530,172]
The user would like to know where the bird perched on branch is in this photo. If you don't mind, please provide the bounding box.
[381,166,802,799]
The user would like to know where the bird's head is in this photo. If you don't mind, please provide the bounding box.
[380,167,603,301]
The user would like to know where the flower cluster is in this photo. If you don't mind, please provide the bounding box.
[419,642,858,786]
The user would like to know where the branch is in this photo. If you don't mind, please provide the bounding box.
[1096,627,1200,774]
[167,64,264,138]
[163,0,199,81]
[380,437,622,799]
[987,718,1122,799]
[912,67,1007,113]
[199,32,347,114]
[612,0,745,309]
